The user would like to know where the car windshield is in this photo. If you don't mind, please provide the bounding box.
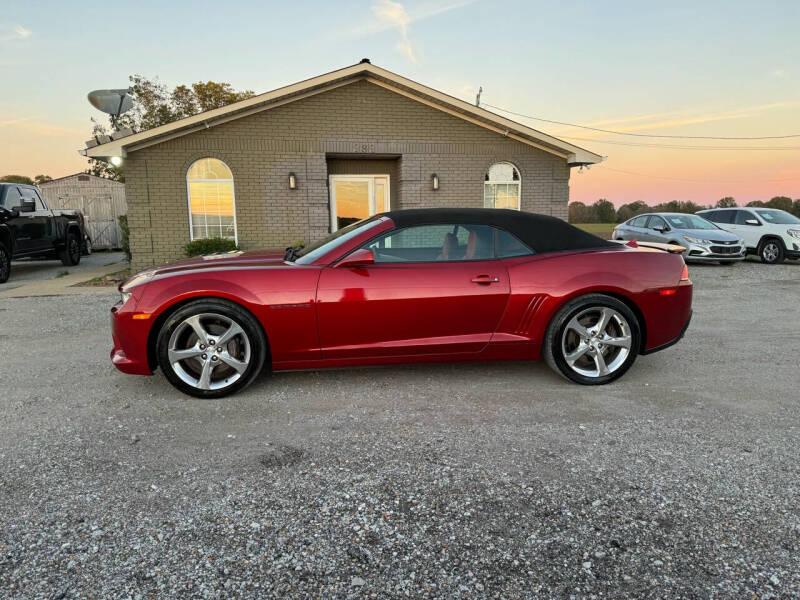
[293,217,382,264]
[665,214,718,230]
[755,209,800,225]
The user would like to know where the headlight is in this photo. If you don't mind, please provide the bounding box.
[788,229,800,240]
[683,235,709,245]
[120,291,132,305]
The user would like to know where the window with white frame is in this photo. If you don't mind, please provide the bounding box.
[187,158,237,241]
[484,162,521,210]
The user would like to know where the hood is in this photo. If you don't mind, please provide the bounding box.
[121,249,290,290]
[681,228,740,242]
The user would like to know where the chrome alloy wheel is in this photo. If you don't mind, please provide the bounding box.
[561,307,632,378]
[762,242,779,263]
[167,312,251,391]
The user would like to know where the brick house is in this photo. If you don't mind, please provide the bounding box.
[83,60,602,271]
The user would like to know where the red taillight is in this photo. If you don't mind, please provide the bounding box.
[659,289,677,296]
[680,264,689,281]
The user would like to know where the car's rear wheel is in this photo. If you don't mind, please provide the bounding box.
[758,239,784,264]
[543,294,640,385]
[0,243,10,284]
[156,299,267,398]
[59,232,81,266]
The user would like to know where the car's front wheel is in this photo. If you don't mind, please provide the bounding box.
[156,299,267,398]
[543,294,640,385]
[0,243,10,284]
[758,239,784,265]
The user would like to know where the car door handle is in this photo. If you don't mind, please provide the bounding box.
[471,275,499,284]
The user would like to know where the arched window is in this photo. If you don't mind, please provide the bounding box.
[187,158,237,241]
[484,162,521,210]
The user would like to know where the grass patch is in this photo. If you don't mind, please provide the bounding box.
[77,268,131,287]
[573,223,616,239]
[55,270,69,278]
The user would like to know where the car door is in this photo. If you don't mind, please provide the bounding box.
[18,187,51,253]
[644,215,669,243]
[630,215,651,239]
[315,223,510,359]
[729,209,762,248]
[3,186,36,255]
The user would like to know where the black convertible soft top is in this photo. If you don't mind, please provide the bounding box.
[381,208,616,254]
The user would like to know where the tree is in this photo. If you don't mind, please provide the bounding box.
[716,196,736,208]
[793,199,800,218]
[0,174,34,185]
[34,174,52,185]
[568,201,589,223]
[593,199,616,223]
[88,75,255,181]
[746,200,765,207]
[766,196,792,212]
[616,200,648,223]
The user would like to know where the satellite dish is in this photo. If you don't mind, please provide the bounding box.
[87,88,133,128]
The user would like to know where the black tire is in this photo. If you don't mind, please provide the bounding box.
[59,232,81,266]
[156,299,267,398]
[543,294,640,385]
[0,243,10,284]
[82,236,92,256]
[758,238,784,265]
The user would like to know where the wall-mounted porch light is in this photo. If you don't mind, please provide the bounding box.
[431,173,439,191]
[288,172,297,190]
[110,156,122,167]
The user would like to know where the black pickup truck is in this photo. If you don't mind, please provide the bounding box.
[0,183,89,284]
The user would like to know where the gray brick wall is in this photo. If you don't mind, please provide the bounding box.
[125,79,571,271]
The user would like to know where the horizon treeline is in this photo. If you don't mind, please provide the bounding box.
[569,196,800,224]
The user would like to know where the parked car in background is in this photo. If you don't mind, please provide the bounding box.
[697,207,800,264]
[0,183,89,284]
[612,212,745,264]
[111,208,692,398]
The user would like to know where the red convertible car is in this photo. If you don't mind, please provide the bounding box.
[111,209,692,398]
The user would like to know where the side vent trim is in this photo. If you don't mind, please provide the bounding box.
[514,294,546,335]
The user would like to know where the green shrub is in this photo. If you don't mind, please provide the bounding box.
[185,237,239,257]
[118,215,131,261]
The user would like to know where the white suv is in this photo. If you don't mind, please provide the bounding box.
[697,207,800,264]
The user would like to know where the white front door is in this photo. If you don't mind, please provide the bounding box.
[329,175,390,231]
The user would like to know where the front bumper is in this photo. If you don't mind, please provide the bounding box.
[684,241,745,262]
[110,299,154,375]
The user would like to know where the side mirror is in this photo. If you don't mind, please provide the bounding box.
[745,219,760,226]
[336,248,374,268]
[654,226,668,233]
[19,199,36,213]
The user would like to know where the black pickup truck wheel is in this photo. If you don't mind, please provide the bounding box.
[0,243,10,284]
[59,233,81,266]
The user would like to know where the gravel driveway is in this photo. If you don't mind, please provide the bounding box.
[1,260,798,598]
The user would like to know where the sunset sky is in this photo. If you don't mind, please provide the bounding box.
[1,0,798,206]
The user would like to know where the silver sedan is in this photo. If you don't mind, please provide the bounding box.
[612,213,746,264]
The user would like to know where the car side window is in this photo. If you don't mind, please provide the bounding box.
[629,216,647,227]
[706,210,733,224]
[648,216,667,229]
[3,187,22,210]
[30,188,46,211]
[365,224,495,263]
[19,187,42,210]
[734,210,758,225]
[496,228,534,258]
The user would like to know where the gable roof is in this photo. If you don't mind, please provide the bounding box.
[38,172,124,186]
[81,60,603,166]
